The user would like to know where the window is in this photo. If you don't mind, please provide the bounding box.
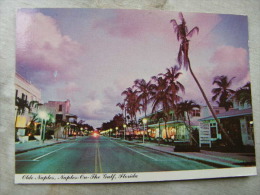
[215,110,220,114]
[15,90,18,99]
[192,109,200,117]
[210,123,217,138]
[59,105,62,111]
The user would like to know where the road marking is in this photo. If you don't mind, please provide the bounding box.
[15,160,39,162]
[33,143,74,161]
[94,142,103,173]
[112,141,158,161]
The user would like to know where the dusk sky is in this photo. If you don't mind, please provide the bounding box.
[16,8,250,128]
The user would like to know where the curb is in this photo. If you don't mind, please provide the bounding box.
[115,139,240,168]
[15,139,71,154]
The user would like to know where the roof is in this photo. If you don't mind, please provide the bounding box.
[199,108,252,121]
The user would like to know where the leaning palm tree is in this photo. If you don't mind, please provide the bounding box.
[212,75,235,111]
[171,12,235,146]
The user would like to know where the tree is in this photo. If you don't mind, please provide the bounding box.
[116,102,126,124]
[15,96,30,140]
[150,76,171,139]
[151,111,169,140]
[162,65,185,111]
[171,12,235,146]
[28,100,41,113]
[212,75,235,111]
[235,82,251,106]
[133,79,153,117]
[176,100,200,145]
[121,87,141,126]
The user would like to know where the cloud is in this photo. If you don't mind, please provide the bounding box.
[210,46,249,88]
[16,11,84,85]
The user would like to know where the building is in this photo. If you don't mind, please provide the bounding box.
[15,73,42,138]
[42,100,78,138]
[199,96,254,147]
[137,105,223,141]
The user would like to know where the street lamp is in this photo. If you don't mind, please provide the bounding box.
[116,127,118,138]
[109,128,112,138]
[38,111,49,144]
[123,124,126,140]
[142,118,147,144]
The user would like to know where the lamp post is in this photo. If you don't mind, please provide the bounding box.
[123,124,126,140]
[116,127,118,138]
[142,118,147,144]
[38,111,49,144]
[109,128,112,139]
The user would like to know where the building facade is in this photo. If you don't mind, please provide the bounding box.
[15,73,42,137]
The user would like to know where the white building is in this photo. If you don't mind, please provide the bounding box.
[15,73,41,131]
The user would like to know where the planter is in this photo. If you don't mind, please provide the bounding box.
[34,135,41,141]
[174,141,200,152]
[18,136,29,143]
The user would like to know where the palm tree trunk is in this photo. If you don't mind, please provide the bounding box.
[164,121,168,139]
[188,62,235,146]
[186,113,198,146]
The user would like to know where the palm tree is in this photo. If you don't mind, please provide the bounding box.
[212,75,235,111]
[133,79,152,117]
[29,100,41,113]
[235,82,251,106]
[150,111,168,142]
[150,76,172,139]
[171,12,235,146]
[116,102,126,124]
[121,87,141,127]
[162,65,185,111]
[176,100,200,145]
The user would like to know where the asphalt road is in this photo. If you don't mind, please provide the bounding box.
[16,136,215,174]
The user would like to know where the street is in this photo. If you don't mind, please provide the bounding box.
[16,136,216,174]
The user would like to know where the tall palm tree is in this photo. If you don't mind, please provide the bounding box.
[176,100,200,145]
[212,75,235,111]
[235,82,251,106]
[171,12,235,146]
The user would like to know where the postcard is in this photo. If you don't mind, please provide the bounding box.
[15,8,256,184]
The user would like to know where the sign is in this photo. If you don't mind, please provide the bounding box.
[199,122,211,147]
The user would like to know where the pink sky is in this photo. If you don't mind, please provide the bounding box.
[16,9,250,128]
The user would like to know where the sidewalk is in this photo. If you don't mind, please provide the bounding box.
[119,139,256,168]
[15,138,75,154]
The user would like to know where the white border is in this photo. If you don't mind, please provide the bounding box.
[15,167,257,184]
